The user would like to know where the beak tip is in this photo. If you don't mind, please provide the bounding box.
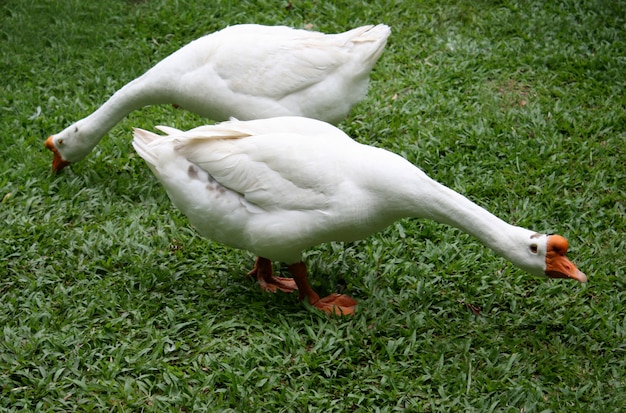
[575,270,588,284]
[44,136,54,150]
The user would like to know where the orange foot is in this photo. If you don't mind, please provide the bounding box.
[247,257,298,293]
[310,293,358,316]
[287,262,358,316]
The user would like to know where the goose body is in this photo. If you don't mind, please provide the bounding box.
[132,117,587,315]
[45,24,390,171]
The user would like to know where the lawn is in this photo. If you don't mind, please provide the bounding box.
[1,0,625,411]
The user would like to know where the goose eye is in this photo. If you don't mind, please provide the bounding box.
[529,243,538,254]
[57,138,64,146]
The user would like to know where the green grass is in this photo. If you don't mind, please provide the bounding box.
[1,0,625,411]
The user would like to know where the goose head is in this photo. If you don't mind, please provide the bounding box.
[45,122,98,172]
[44,135,70,172]
[513,233,587,282]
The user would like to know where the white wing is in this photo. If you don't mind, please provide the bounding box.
[176,129,348,212]
[210,24,390,99]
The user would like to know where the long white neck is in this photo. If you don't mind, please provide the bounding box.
[419,178,534,250]
[56,78,160,162]
[386,164,540,272]
[75,80,152,140]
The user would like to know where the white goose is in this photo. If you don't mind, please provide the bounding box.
[131,117,587,315]
[45,23,391,171]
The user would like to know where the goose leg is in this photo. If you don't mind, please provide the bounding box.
[247,257,298,293]
[287,262,358,316]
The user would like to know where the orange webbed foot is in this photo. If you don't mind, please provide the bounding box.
[310,294,358,316]
[257,275,298,293]
[247,257,298,293]
[287,262,358,316]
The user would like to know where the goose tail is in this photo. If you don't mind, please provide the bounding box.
[131,127,162,167]
[348,24,391,63]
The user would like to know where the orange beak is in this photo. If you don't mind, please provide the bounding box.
[545,255,587,283]
[44,136,70,172]
[545,235,587,283]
